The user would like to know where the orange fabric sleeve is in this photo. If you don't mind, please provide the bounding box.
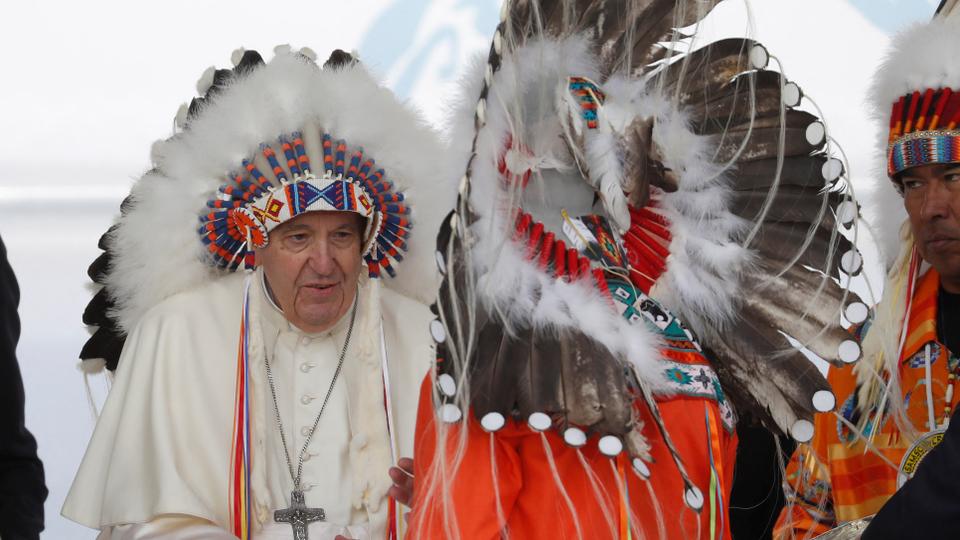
[407,376,523,539]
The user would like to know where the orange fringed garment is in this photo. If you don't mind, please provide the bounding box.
[407,375,737,540]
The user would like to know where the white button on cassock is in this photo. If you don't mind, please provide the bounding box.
[300,426,312,437]
[300,363,314,373]
[301,395,314,405]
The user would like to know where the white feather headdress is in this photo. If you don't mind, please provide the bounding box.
[100,49,453,337]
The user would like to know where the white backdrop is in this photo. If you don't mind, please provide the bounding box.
[0,1,935,537]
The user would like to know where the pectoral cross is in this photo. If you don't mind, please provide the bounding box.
[275,490,325,540]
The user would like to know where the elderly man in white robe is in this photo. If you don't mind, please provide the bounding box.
[62,47,452,540]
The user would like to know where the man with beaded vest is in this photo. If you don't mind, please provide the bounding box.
[62,48,453,539]
[775,5,960,538]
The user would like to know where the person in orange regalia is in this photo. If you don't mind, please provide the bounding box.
[410,313,739,539]
[404,1,869,538]
[775,5,960,538]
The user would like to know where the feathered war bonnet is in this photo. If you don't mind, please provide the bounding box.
[854,7,960,426]
[864,9,960,267]
[873,11,960,185]
[80,46,449,371]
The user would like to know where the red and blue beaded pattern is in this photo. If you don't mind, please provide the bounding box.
[888,132,960,176]
[198,131,411,277]
[887,87,960,176]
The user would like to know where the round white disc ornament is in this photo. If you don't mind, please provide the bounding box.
[481,412,506,432]
[822,158,844,181]
[440,403,462,423]
[838,339,861,364]
[598,435,623,457]
[563,427,588,447]
[632,458,651,479]
[805,121,826,146]
[812,390,837,412]
[836,200,858,225]
[430,319,447,343]
[841,250,863,274]
[684,486,705,511]
[783,82,803,107]
[845,302,869,325]
[749,44,769,70]
[528,412,552,432]
[791,419,815,442]
[437,373,457,397]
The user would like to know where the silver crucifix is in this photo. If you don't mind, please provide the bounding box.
[274,490,325,540]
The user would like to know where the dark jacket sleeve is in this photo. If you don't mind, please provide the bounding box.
[861,413,960,540]
[0,236,47,539]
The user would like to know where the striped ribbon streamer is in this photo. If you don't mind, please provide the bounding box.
[617,454,632,540]
[229,278,254,539]
[705,405,726,540]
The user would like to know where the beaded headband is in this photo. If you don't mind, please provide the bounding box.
[199,131,410,278]
[886,87,960,178]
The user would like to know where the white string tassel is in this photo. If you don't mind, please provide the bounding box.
[924,344,936,431]
[489,433,507,536]
[643,476,668,540]
[575,450,618,538]
[539,432,584,540]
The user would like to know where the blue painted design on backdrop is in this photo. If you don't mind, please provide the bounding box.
[358,0,498,100]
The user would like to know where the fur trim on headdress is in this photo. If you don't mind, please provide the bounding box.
[446,36,663,390]
[865,16,960,268]
[855,13,960,431]
[446,35,747,392]
[869,18,960,114]
[104,51,454,334]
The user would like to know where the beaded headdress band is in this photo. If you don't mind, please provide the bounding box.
[199,131,410,278]
[887,87,960,178]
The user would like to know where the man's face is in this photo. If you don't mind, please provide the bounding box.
[257,211,366,333]
[901,163,960,292]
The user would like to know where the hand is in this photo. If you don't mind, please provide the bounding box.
[388,457,415,508]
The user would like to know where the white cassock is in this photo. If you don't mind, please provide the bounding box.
[62,269,434,539]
